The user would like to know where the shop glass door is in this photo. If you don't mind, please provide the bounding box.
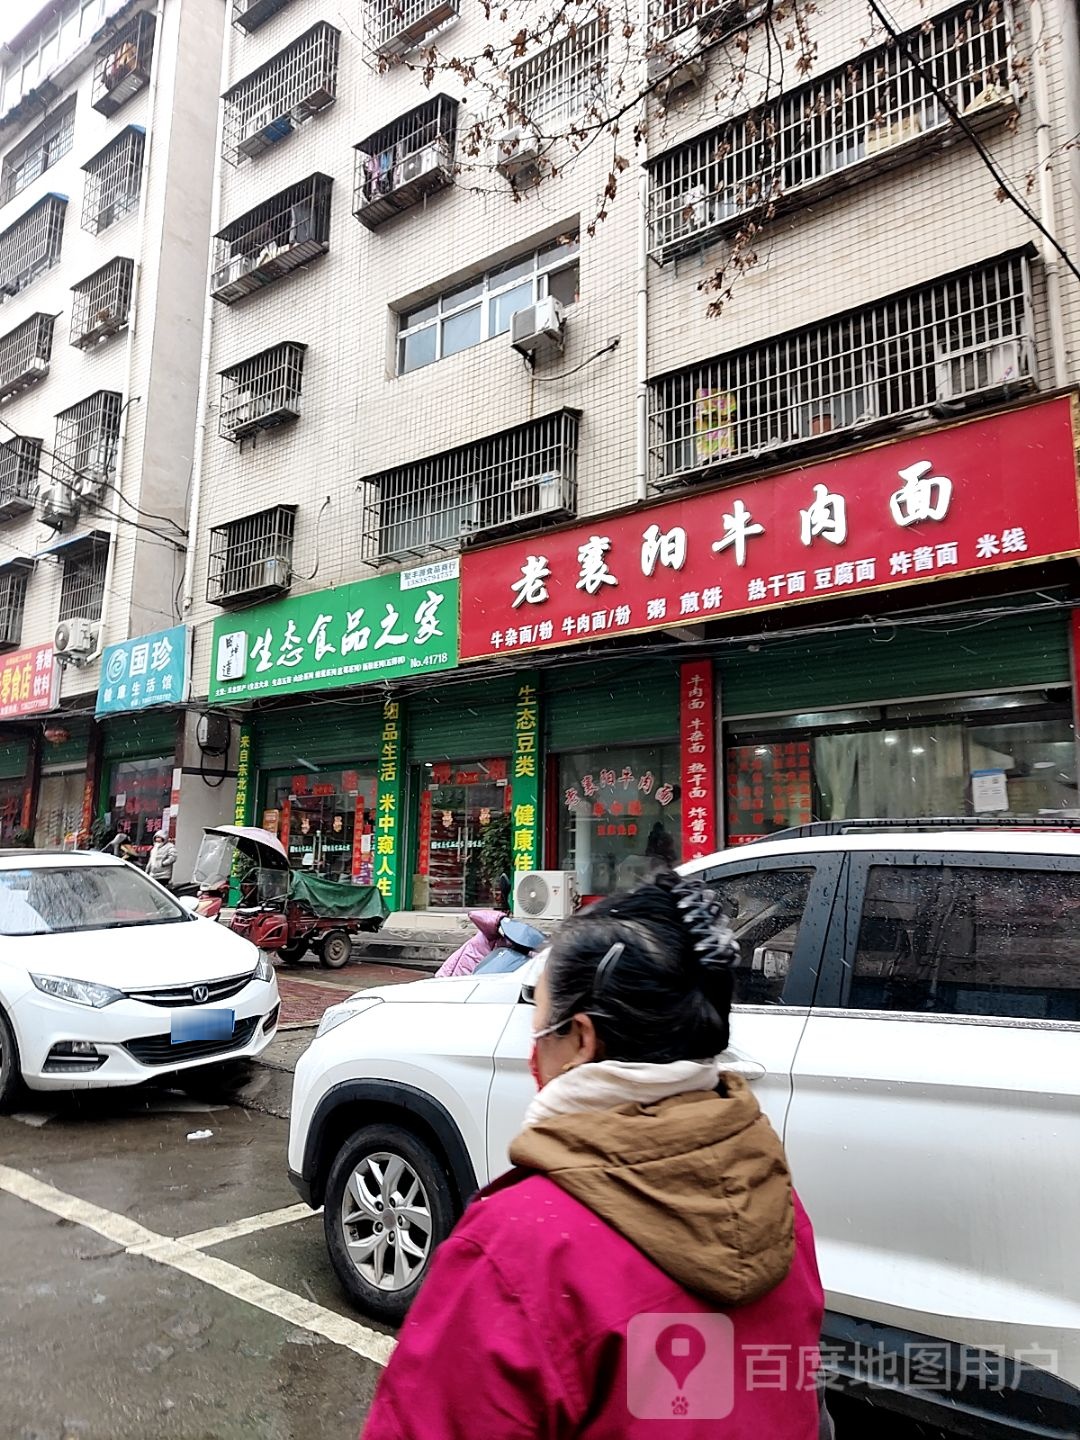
[263,769,376,882]
[417,759,510,910]
[34,770,85,848]
[106,756,174,864]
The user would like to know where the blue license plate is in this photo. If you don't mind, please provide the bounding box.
[171,1009,234,1044]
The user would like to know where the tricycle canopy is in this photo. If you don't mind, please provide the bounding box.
[193,825,289,889]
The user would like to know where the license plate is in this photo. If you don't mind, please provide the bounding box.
[171,1009,234,1044]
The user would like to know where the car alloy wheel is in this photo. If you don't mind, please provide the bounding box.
[340,1150,433,1292]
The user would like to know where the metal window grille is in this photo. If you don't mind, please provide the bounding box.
[207,504,296,605]
[0,567,27,647]
[58,538,108,622]
[0,436,41,520]
[0,98,76,206]
[367,0,458,57]
[70,257,135,349]
[0,195,66,302]
[54,390,123,490]
[649,251,1035,485]
[233,0,296,35]
[222,23,340,167]
[648,0,1011,259]
[91,9,155,117]
[354,95,458,230]
[0,313,54,401]
[219,341,306,441]
[509,20,609,129]
[360,409,580,562]
[212,174,332,304]
[81,127,145,235]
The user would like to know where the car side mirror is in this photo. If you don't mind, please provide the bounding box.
[752,944,791,980]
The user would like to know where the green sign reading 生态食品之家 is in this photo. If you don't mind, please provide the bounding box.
[207,562,460,705]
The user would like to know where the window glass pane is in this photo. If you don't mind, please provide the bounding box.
[401,299,438,329]
[545,261,580,308]
[489,254,534,289]
[443,279,483,311]
[419,760,511,909]
[491,281,534,336]
[850,865,1080,1021]
[967,719,1077,814]
[558,746,681,897]
[710,867,814,1005]
[0,864,184,936]
[399,326,437,374]
[539,235,579,267]
[441,304,482,357]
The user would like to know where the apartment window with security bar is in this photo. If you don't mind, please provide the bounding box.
[0,99,76,207]
[367,0,459,56]
[0,195,66,302]
[360,409,581,562]
[58,539,108,622]
[0,437,41,519]
[0,313,54,401]
[70,257,134,349]
[82,127,144,235]
[54,391,123,485]
[649,252,1035,484]
[0,566,26,648]
[219,342,306,443]
[207,505,296,606]
[398,234,579,375]
[647,0,1011,258]
[1,0,109,116]
[509,20,608,129]
[221,23,340,168]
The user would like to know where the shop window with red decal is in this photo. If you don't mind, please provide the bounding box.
[417,759,510,909]
[726,741,813,845]
[557,746,681,897]
[264,768,376,882]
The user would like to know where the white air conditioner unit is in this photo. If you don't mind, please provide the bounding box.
[237,108,292,158]
[395,138,451,189]
[257,555,290,590]
[934,338,1025,403]
[510,295,565,359]
[514,870,579,922]
[493,124,541,182]
[213,253,250,293]
[76,441,111,498]
[38,480,77,528]
[510,470,574,522]
[54,616,99,660]
[26,356,48,378]
[649,30,707,103]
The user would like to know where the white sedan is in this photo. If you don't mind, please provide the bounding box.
[0,850,279,1106]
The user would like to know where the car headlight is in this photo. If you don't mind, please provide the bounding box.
[315,996,382,1039]
[253,954,275,983]
[31,974,124,1009]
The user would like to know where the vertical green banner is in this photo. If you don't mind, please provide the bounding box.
[511,673,541,874]
[375,698,405,910]
[234,724,254,826]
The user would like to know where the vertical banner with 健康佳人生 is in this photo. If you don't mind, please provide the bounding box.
[511,674,541,875]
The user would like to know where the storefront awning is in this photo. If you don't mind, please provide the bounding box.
[32,529,108,561]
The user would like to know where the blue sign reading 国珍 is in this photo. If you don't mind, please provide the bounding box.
[95,625,189,717]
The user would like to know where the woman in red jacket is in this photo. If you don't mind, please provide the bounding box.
[363,870,828,1440]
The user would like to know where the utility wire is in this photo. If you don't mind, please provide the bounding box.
[867,0,1080,288]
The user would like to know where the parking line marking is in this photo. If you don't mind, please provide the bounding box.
[0,1164,394,1367]
[178,1202,319,1251]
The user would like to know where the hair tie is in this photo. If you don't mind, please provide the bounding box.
[671,877,739,971]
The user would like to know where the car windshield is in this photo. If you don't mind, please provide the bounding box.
[0,865,187,936]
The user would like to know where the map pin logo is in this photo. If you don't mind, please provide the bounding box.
[655,1322,707,1414]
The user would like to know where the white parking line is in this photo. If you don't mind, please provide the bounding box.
[177,1201,319,1251]
[0,1164,393,1367]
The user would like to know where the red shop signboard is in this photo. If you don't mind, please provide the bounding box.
[0,644,59,718]
[459,396,1080,661]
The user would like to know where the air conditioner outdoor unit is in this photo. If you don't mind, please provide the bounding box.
[494,125,541,182]
[649,31,707,102]
[934,338,1024,403]
[510,470,574,522]
[213,254,250,293]
[237,109,292,158]
[76,442,111,498]
[38,480,77,528]
[257,555,290,591]
[514,870,579,922]
[395,138,450,188]
[510,296,565,359]
[54,616,99,660]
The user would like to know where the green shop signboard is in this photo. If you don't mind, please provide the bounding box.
[208,561,460,704]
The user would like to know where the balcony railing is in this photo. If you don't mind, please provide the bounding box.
[70,257,135,349]
[648,0,1013,260]
[82,127,145,235]
[0,566,27,648]
[0,314,54,401]
[354,96,457,231]
[0,98,76,207]
[222,23,340,167]
[368,0,458,57]
[0,437,41,520]
[212,174,332,303]
[232,0,296,35]
[0,195,66,302]
[207,504,296,606]
[54,391,123,499]
[649,251,1035,487]
[508,18,608,129]
[359,409,580,563]
[219,342,306,441]
[92,9,156,118]
[651,0,764,42]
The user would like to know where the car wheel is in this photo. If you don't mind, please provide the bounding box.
[318,930,352,969]
[279,940,308,964]
[323,1124,456,1323]
[0,1006,24,1113]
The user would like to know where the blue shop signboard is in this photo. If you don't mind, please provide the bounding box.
[96,625,190,717]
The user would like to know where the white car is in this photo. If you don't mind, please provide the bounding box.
[0,850,279,1103]
[289,822,1080,1438]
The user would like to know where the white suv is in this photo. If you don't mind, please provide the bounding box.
[288,824,1080,1438]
